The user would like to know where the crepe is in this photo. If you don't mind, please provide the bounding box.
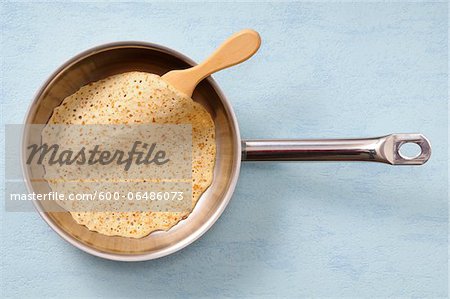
[45,72,216,238]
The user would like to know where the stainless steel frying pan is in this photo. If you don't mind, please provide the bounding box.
[23,42,431,261]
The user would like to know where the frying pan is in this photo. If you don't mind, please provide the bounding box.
[23,32,431,261]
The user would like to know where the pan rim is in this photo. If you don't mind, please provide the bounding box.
[22,41,242,261]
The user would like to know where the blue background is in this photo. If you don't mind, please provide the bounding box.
[1,1,448,298]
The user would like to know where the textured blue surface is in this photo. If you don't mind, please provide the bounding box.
[1,2,448,298]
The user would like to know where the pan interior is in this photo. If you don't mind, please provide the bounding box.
[24,43,240,259]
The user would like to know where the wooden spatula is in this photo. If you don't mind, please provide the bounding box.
[162,29,261,97]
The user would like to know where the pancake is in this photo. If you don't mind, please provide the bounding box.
[44,72,216,238]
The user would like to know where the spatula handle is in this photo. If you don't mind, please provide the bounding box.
[162,29,261,97]
[195,29,261,79]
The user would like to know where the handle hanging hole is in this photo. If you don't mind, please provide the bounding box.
[398,142,422,160]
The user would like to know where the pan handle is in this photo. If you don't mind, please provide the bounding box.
[241,134,431,165]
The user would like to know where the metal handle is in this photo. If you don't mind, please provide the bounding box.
[242,134,431,165]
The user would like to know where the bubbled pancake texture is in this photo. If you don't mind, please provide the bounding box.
[46,72,216,238]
